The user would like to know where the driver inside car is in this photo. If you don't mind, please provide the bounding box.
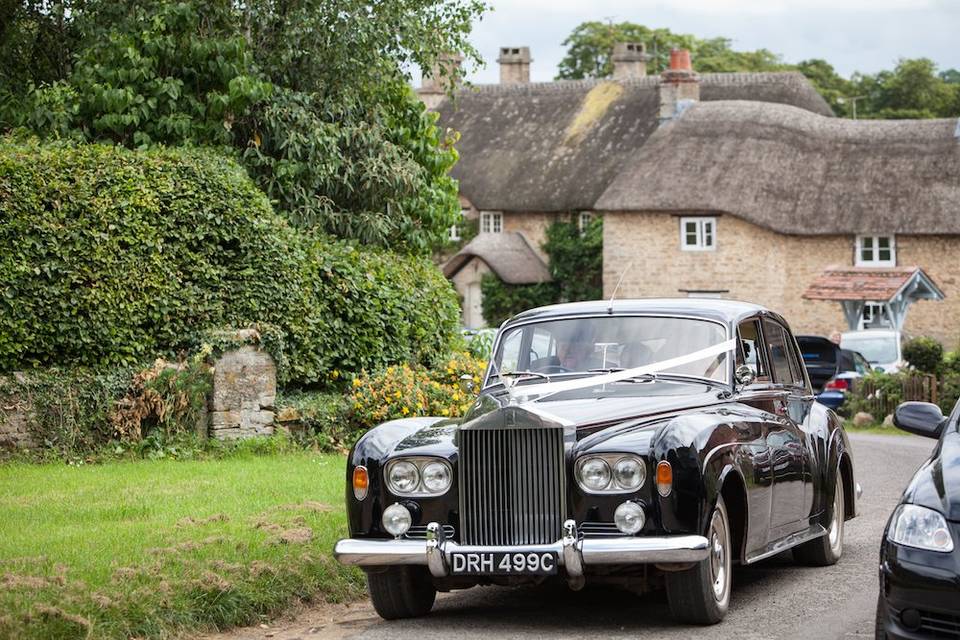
[532,327,599,372]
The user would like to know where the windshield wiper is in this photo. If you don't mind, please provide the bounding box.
[586,368,658,383]
[497,370,552,382]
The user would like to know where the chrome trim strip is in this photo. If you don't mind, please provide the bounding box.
[333,527,710,573]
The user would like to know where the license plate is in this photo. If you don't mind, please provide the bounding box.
[449,551,558,576]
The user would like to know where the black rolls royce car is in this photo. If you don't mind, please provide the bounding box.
[334,300,859,624]
[877,401,960,639]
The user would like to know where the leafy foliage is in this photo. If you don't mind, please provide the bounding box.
[480,273,559,328]
[0,139,459,383]
[543,216,603,303]
[902,336,945,375]
[2,0,487,252]
[348,352,486,426]
[556,21,786,80]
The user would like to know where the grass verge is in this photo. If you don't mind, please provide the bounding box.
[0,450,363,639]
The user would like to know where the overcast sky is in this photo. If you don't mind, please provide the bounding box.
[435,0,960,84]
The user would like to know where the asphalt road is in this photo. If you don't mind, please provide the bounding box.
[219,432,935,640]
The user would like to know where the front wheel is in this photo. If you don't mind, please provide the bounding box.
[665,496,732,625]
[367,566,436,620]
[793,472,844,566]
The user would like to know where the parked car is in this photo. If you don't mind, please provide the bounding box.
[334,299,859,624]
[876,400,960,639]
[816,350,874,411]
[841,329,906,373]
[796,335,872,393]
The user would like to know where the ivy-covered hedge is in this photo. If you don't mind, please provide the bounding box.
[0,139,459,384]
[480,273,558,328]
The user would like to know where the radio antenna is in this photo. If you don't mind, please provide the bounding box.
[607,259,634,314]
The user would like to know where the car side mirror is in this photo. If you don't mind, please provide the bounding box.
[893,402,947,439]
[459,373,476,391]
[735,365,756,387]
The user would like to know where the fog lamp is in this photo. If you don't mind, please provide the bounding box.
[382,503,412,537]
[614,501,646,535]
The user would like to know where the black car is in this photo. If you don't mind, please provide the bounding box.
[877,401,960,639]
[796,335,871,392]
[334,299,860,625]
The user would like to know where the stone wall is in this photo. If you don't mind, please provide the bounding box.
[602,212,959,347]
[0,378,36,451]
[209,345,277,440]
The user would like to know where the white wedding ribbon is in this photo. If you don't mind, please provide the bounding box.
[504,338,737,403]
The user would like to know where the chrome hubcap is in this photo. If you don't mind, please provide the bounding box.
[829,479,844,552]
[709,509,729,601]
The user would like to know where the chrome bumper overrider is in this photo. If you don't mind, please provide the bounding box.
[333,520,710,579]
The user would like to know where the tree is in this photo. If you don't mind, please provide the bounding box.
[3,0,487,253]
[795,59,855,117]
[854,58,960,119]
[556,21,785,80]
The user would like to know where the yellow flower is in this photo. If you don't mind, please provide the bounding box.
[472,375,480,383]
[331,369,340,379]
[394,390,402,399]
[401,406,410,415]
[352,378,363,388]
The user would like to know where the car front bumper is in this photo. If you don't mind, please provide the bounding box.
[878,537,960,639]
[333,520,710,579]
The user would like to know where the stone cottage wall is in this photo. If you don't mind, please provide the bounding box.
[0,378,36,451]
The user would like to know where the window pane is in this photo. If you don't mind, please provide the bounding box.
[877,236,890,249]
[860,236,874,261]
[481,213,490,233]
[737,320,767,379]
[703,221,713,246]
[764,319,799,385]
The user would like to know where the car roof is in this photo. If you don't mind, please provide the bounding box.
[505,298,769,327]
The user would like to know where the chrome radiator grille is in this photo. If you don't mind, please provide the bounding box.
[458,427,566,546]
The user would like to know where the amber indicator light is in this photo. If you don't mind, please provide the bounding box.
[353,466,369,500]
[656,461,673,497]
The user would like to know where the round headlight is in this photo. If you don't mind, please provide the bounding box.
[388,461,419,494]
[579,458,612,491]
[614,501,646,534]
[613,457,645,490]
[422,461,452,493]
[382,503,412,537]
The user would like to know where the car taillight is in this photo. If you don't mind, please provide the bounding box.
[825,378,849,391]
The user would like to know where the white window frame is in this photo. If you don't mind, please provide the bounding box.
[860,302,891,329]
[480,211,503,234]
[578,211,593,234]
[679,216,716,251]
[855,235,896,267]
[449,208,468,241]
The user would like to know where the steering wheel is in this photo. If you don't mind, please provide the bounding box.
[538,365,572,374]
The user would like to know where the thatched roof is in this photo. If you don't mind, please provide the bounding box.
[803,266,944,302]
[595,100,960,234]
[443,232,551,284]
[436,73,832,212]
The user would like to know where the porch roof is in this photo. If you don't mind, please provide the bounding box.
[802,266,943,303]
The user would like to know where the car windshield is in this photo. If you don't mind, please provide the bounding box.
[491,316,729,385]
[840,335,898,364]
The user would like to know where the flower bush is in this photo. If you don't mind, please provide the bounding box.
[349,352,487,427]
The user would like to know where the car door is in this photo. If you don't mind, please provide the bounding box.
[762,318,815,533]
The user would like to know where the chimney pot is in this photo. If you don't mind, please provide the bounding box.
[668,48,692,72]
[418,52,463,109]
[498,46,532,84]
[611,42,648,79]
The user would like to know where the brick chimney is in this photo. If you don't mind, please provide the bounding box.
[611,42,648,79]
[498,46,531,84]
[418,52,464,109]
[659,48,700,123]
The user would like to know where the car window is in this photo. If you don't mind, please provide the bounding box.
[853,352,871,374]
[763,319,804,388]
[796,337,837,365]
[736,319,769,381]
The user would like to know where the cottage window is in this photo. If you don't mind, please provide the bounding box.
[856,235,895,267]
[680,217,716,251]
[578,212,593,234]
[860,302,891,329]
[480,211,503,234]
[449,208,468,241]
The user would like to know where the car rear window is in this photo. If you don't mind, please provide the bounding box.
[796,337,837,365]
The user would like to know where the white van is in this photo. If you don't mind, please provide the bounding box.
[839,329,905,373]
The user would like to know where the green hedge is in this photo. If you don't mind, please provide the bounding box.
[0,139,459,383]
[480,272,558,327]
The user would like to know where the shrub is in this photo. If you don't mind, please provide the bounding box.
[349,352,487,427]
[543,215,603,302]
[480,273,558,328]
[902,336,944,374]
[274,391,355,452]
[0,139,459,384]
